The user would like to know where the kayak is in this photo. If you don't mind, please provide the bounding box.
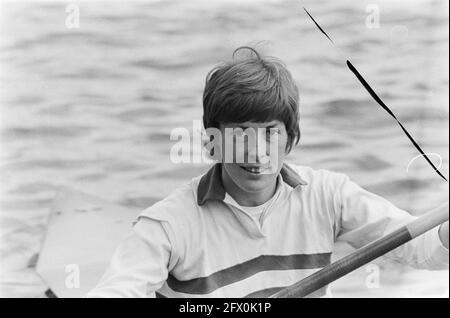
[36,187,139,298]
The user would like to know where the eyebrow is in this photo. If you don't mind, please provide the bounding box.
[236,123,280,129]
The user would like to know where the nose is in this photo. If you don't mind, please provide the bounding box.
[246,129,270,164]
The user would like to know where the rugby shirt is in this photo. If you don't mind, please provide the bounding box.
[87,163,449,298]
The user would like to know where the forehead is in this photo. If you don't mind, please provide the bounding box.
[220,120,284,129]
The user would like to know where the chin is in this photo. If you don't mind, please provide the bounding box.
[237,174,276,193]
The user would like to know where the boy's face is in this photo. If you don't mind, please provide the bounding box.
[219,120,288,194]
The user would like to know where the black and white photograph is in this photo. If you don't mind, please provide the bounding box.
[0,0,448,300]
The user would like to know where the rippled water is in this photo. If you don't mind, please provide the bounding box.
[0,0,448,297]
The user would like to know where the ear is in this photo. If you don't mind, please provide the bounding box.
[284,136,293,155]
[285,131,301,154]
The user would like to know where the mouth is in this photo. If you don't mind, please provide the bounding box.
[239,165,270,175]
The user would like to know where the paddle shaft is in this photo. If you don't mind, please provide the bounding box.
[271,202,449,298]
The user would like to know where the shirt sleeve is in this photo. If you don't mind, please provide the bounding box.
[334,174,449,270]
[86,217,173,298]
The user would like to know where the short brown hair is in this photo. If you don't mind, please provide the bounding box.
[202,46,300,153]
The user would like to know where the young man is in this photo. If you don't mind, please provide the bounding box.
[87,47,449,298]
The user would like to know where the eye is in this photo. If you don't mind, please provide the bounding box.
[225,128,244,137]
[234,129,246,137]
[266,128,280,137]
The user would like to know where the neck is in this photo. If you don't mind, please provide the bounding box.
[221,166,277,207]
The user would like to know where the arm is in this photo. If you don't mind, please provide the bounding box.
[86,217,173,297]
[334,174,449,270]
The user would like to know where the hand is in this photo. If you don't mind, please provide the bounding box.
[438,221,449,249]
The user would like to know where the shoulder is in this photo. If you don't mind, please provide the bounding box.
[284,163,352,204]
[138,177,202,223]
[135,176,204,256]
[286,163,349,187]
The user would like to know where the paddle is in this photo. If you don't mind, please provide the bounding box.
[271,202,449,298]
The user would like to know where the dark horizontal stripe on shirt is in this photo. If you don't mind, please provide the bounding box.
[244,287,284,298]
[156,286,327,298]
[167,253,331,295]
[244,285,327,298]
